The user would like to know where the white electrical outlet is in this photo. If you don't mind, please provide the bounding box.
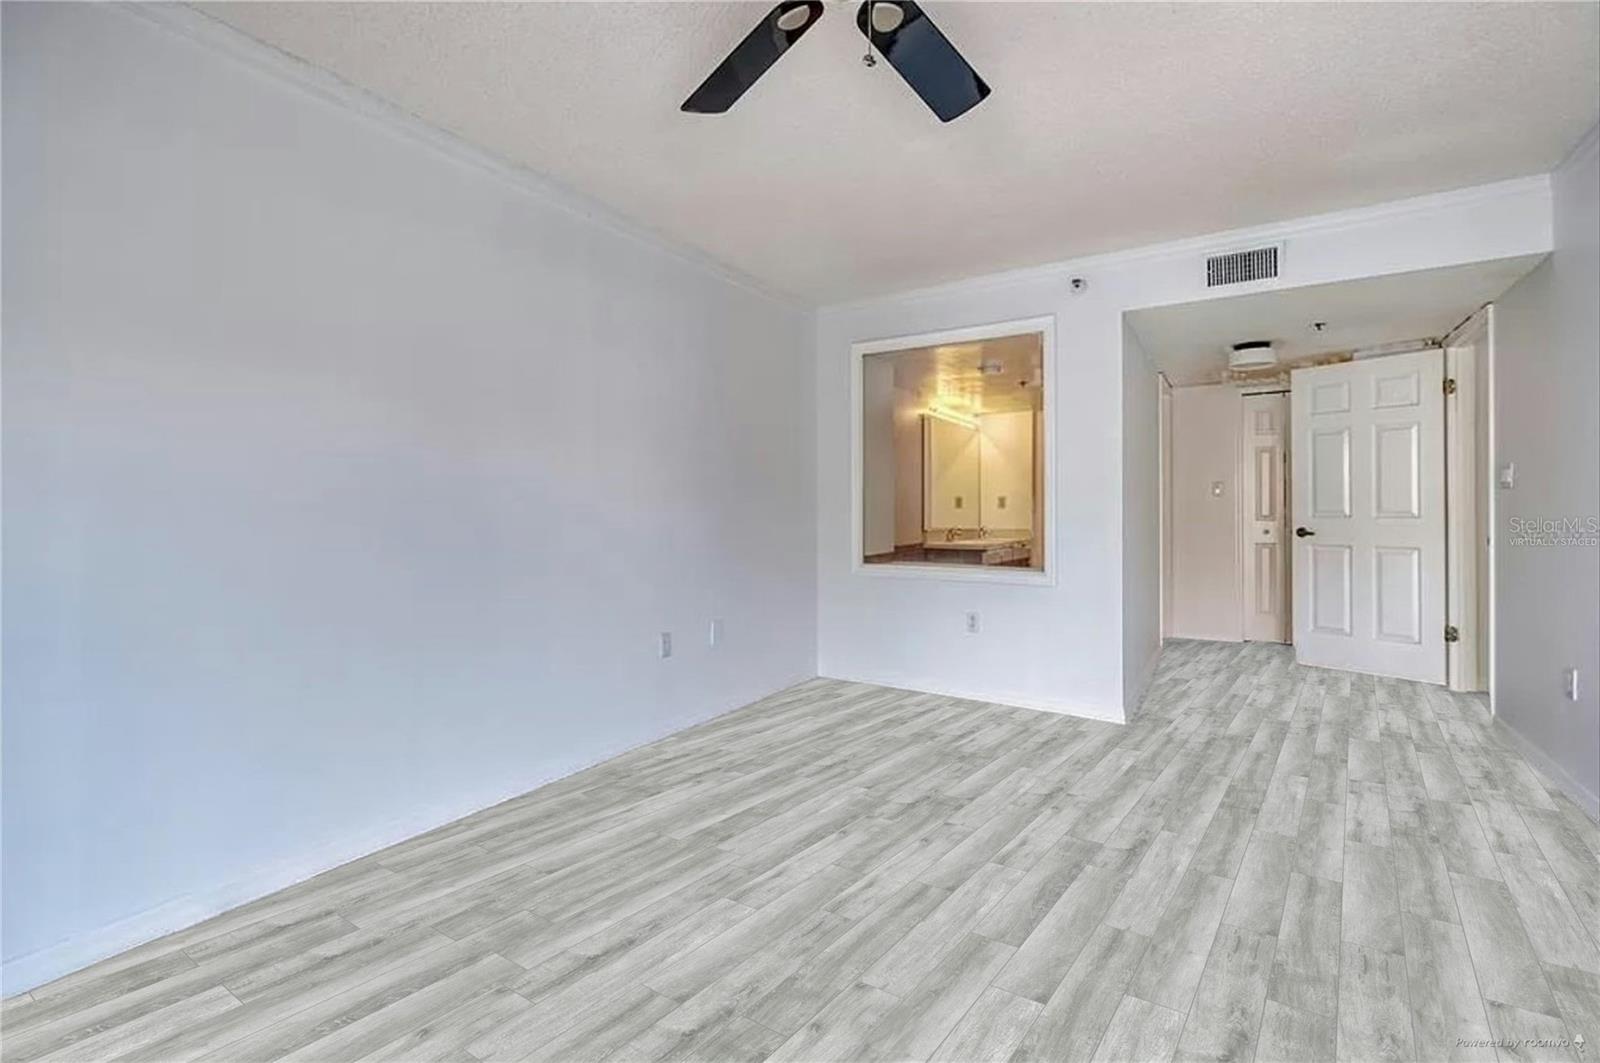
[659,632,673,659]
[709,619,723,648]
[965,611,981,635]
[1564,668,1579,701]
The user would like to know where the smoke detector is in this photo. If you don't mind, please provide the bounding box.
[1228,340,1278,370]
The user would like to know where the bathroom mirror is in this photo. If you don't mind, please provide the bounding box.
[925,414,980,529]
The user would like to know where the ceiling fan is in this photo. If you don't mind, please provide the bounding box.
[681,0,990,123]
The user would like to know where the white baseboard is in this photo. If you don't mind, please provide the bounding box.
[1168,627,1243,644]
[817,671,1125,724]
[1,676,811,997]
[4,800,510,995]
[1493,718,1600,821]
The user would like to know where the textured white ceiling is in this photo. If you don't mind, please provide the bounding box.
[1127,256,1545,386]
[198,2,1600,302]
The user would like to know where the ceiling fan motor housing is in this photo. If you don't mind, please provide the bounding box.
[682,1,989,122]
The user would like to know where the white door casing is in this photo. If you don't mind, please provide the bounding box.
[1443,306,1493,694]
[1242,392,1290,643]
[1291,350,1446,683]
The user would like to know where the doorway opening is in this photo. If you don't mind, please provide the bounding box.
[1133,257,1542,690]
[851,317,1055,582]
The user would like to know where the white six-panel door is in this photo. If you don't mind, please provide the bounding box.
[1290,351,1446,683]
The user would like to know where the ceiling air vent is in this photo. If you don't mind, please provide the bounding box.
[1205,245,1280,288]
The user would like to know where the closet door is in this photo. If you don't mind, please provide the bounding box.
[1242,392,1289,643]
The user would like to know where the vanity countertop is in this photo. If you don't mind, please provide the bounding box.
[923,537,1030,551]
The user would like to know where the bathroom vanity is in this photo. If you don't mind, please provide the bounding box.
[921,536,1032,565]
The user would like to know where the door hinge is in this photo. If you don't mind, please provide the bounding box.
[1444,378,1458,395]
[1444,625,1460,643]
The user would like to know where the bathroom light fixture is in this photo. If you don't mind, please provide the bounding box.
[1228,340,1278,370]
[925,405,979,429]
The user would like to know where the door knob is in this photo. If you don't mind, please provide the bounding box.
[1295,527,1315,538]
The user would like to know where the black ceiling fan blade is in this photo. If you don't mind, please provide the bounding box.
[682,1,825,113]
[856,1,990,122]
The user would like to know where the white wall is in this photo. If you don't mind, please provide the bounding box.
[1120,323,1161,713]
[861,357,897,556]
[1491,126,1600,814]
[816,172,1550,721]
[893,390,923,546]
[1,4,815,991]
[1167,385,1243,642]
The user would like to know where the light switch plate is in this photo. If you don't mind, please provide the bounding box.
[659,632,673,659]
[1498,462,1516,489]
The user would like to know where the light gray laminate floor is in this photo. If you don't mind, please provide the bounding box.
[5,640,1598,1063]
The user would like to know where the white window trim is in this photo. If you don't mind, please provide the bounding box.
[850,315,1058,587]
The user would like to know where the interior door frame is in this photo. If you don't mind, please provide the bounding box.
[1159,375,1174,640]
[1443,305,1495,701]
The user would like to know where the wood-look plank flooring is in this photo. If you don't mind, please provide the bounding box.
[5,640,1598,1062]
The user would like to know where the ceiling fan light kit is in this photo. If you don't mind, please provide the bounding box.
[681,1,990,123]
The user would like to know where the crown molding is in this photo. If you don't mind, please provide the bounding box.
[116,3,808,311]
